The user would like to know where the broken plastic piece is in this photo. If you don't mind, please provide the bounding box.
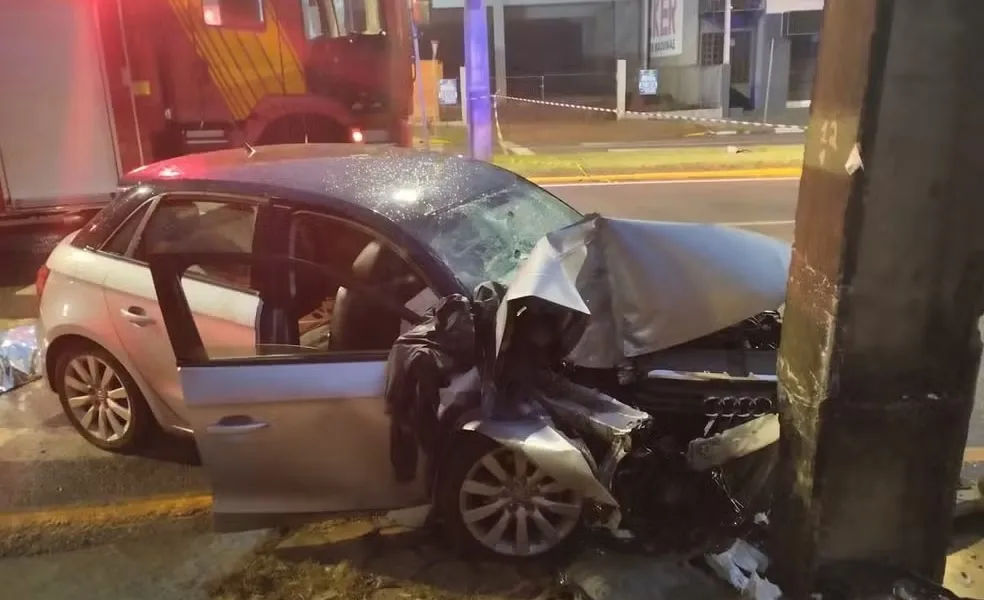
[687,414,781,471]
[706,540,782,600]
[382,504,431,529]
[745,572,783,600]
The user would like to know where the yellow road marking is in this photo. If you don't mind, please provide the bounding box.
[530,167,803,184]
[965,447,984,463]
[1,445,982,530]
[0,493,212,531]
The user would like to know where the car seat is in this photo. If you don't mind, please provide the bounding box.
[329,240,425,352]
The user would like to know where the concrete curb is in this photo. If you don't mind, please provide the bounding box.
[528,166,803,185]
[0,493,214,557]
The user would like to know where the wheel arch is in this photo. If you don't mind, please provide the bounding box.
[234,95,356,147]
[43,330,179,428]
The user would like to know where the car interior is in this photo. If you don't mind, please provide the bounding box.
[287,214,432,353]
[135,200,435,356]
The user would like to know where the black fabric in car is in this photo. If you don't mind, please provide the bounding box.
[383,294,476,483]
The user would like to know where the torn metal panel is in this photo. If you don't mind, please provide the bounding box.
[497,214,791,369]
[0,324,41,394]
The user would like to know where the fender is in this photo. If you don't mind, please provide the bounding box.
[42,324,185,431]
[233,94,357,146]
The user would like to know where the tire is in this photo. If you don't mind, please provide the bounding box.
[54,342,157,453]
[436,434,584,560]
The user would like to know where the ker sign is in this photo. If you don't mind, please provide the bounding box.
[651,0,683,58]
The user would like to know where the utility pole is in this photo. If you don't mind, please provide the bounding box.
[722,0,732,116]
[770,0,984,597]
[463,0,493,160]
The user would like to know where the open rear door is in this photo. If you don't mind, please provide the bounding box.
[147,251,429,530]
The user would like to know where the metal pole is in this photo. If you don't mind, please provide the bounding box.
[410,11,429,150]
[723,0,732,65]
[463,0,493,160]
[722,0,732,116]
[641,0,651,70]
[762,37,775,124]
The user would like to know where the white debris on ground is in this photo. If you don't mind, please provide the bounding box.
[705,539,783,600]
[563,551,738,600]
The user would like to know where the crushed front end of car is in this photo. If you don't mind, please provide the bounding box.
[383,213,791,552]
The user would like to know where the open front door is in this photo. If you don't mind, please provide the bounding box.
[148,251,430,531]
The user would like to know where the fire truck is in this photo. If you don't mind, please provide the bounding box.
[0,0,425,225]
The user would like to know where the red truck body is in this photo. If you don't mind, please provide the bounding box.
[0,0,418,223]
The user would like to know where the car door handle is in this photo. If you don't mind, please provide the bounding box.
[206,421,270,435]
[120,306,155,326]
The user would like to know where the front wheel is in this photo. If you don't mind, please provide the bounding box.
[438,435,584,559]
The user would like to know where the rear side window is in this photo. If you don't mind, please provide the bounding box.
[134,197,259,290]
[101,201,152,256]
[71,186,155,250]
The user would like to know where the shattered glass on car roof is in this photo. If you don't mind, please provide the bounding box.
[122,144,519,223]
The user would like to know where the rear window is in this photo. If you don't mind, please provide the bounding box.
[71,185,156,250]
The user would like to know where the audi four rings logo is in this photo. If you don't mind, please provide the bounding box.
[702,396,775,418]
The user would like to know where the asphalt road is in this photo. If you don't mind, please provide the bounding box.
[2,176,982,514]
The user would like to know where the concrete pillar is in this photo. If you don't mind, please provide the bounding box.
[770,0,984,597]
[752,13,790,120]
[491,0,507,96]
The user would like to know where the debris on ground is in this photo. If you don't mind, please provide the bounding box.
[0,323,40,394]
[704,539,781,600]
[208,519,562,600]
[560,550,740,600]
[815,560,967,600]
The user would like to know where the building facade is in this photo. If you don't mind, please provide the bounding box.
[423,0,822,119]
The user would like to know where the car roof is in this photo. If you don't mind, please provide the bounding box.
[119,144,518,222]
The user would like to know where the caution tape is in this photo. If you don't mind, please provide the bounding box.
[493,94,806,133]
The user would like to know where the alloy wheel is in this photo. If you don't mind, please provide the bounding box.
[458,446,582,557]
[63,355,132,443]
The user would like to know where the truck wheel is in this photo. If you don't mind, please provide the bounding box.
[256,115,347,145]
[437,434,584,559]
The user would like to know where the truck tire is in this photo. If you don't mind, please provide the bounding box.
[256,114,348,145]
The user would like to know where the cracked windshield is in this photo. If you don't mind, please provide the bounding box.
[4,0,984,599]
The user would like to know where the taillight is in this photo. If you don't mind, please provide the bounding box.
[351,129,364,143]
[35,264,50,303]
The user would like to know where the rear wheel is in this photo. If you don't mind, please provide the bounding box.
[438,435,584,559]
[54,343,156,453]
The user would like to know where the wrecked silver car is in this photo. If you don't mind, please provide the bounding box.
[77,145,790,561]
[147,208,788,560]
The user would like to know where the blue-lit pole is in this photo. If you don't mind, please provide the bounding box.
[464,0,493,160]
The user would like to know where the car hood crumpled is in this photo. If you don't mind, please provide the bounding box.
[495,213,792,369]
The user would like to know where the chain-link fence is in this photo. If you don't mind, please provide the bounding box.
[503,72,615,107]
